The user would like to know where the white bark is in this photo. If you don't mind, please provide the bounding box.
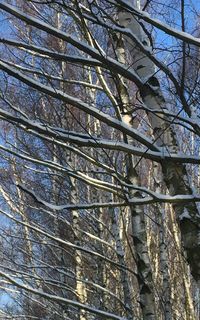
[118,0,200,283]
[115,14,156,318]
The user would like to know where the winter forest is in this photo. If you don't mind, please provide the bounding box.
[0,0,200,319]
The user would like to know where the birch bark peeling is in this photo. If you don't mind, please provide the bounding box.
[118,2,200,282]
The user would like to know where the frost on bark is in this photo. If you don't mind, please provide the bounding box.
[118,0,200,282]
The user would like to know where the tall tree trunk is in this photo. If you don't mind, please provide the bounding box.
[118,0,200,283]
[71,171,87,320]
[169,206,196,320]
[153,162,172,319]
[57,12,87,319]
[115,9,156,318]
[111,206,134,319]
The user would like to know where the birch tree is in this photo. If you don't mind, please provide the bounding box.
[0,0,200,319]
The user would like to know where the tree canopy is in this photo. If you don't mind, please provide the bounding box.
[0,0,200,319]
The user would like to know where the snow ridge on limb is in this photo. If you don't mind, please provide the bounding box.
[0,206,137,276]
[0,269,128,320]
[1,130,200,164]
[16,182,200,210]
[0,2,143,88]
[112,0,200,47]
[0,38,103,68]
[0,60,159,151]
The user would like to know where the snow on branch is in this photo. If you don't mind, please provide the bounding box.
[0,60,159,151]
[0,207,137,276]
[0,38,103,68]
[114,0,200,47]
[0,2,144,88]
[17,182,200,210]
[0,269,128,320]
[0,110,199,165]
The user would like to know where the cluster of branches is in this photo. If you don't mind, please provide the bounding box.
[0,0,200,319]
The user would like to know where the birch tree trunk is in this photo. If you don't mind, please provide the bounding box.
[153,163,172,320]
[118,0,200,284]
[111,206,134,319]
[57,11,87,319]
[70,165,87,320]
[115,10,156,317]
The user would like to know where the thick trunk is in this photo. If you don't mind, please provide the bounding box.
[169,206,196,320]
[115,15,156,318]
[129,170,156,320]
[118,1,200,282]
[142,54,200,284]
